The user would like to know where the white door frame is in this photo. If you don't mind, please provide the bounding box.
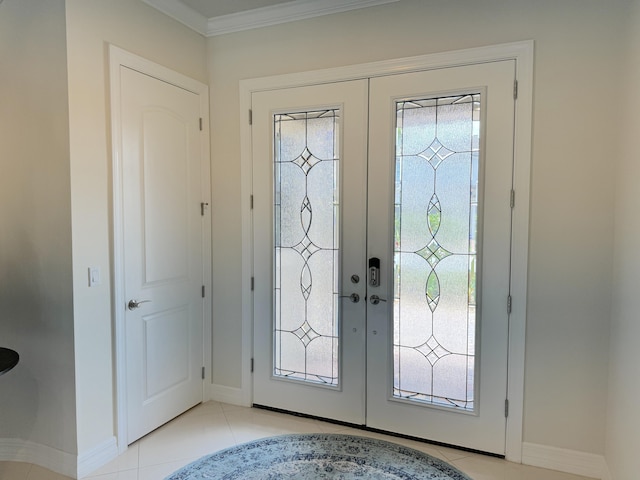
[240,41,533,462]
[109,45,212,453]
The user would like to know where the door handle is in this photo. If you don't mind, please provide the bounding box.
[339,293,360,303]
[369,295,387,305]
[128,299,151,310]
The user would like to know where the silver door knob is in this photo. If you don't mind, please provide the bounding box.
[339,293,360,303]
[128,299,151,310]
[369,295,387,305]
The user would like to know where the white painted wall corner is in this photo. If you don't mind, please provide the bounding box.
[77,436,118,478]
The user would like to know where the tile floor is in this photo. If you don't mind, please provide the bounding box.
[0,401,595,480]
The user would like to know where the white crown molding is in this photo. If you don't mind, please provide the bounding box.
[206,0,400,36]
[141,0,208,34]
[142,0,399,37]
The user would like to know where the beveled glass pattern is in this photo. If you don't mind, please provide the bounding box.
[393,94,480,411]
[273,110,340,386]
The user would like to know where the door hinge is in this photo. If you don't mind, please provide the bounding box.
[510,189,515,209]
[249,109,253,125]
[251,276,255,291]
[201,202,209,216]
[199,117,203,131]
[513,80,518,100]
[505,399,510,418]
[250,195,254,210]
[507,295,512,315]
[251,358,254,373]
[202,366,205,379]
[202,285,205,298]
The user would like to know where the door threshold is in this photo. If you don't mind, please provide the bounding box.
[252,403,505,459]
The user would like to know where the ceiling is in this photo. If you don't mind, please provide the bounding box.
[141,0,399,36]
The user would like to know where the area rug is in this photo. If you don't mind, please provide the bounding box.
[165,433,472,479]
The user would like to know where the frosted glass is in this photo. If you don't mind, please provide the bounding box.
[398,100,436,156]
[397,156,434,252]
[433,154,472,252]
[394,347,432,396]
[393,94,480,411]
[276,162,306,247]
[396,253,432,347]
[432,354,470,406]
[277,250,306,331]
[307,161,338,248]
[306,250,337,337]
[307,114,338,160]
[273,110,340,386]
[435,101,474,152]
[277,115,306,163]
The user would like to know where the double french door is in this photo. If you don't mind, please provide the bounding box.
[252,60,515,455]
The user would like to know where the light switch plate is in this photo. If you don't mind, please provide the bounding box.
[88,267,101,287]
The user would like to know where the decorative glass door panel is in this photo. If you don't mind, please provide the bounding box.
[273,110,340,386]
[253,80,368,424]
[367,61,514,455]
[253,60,515,454]
[393,94,480,411]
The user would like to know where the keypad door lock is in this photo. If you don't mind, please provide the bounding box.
[369,257,380,287]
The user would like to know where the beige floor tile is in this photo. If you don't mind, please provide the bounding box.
[83,469,138,480]
[88,443,139,477]
[138,458,198,480]
[224,407,321,444]
[0,461,31,480]
[219,402,248,414]
[26,465,73,480]
[138,411,235,468]
[452,454,594,480]
[435,445,478,462]
[9,406,600,480]
[178,400,225,419]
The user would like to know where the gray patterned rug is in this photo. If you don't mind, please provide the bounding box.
[165,433,472,479]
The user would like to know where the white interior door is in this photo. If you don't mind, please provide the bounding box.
[252,80,369,424]
[366,61,515,455]
[120,66,205,443]
[252,60,515,454]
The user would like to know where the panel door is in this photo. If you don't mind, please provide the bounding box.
[252,80,369,424]
[121,66,204,443]
[252,60,515,454]
[366,60,515,454]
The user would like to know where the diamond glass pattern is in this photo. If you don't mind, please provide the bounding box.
[393,93,480,411]
[273,110,340,386]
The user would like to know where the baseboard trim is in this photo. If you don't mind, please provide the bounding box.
[522,442,608,479]
[208,383,250,406]
[77,436,118,478]
[0,438,76,478]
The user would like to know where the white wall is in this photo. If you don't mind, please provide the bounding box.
[0,0,77,462]
[207,0,624,455]
[65,0,207,456]
[606,0,640,478]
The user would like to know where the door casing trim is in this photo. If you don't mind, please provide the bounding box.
[109,44,212,454]
[239,40,533,462]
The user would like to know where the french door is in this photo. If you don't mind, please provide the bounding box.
[252,60,515,455]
